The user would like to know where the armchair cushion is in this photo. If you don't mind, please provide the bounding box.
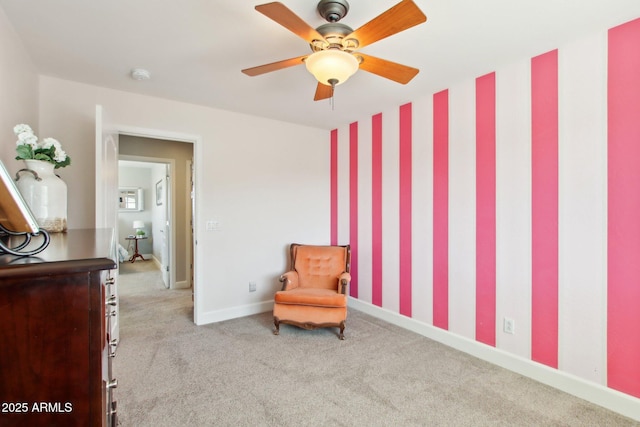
[294,245,349,289]
[275,287,347,308]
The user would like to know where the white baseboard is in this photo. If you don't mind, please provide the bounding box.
[174,280,189,289]
[196,301,273,325]
[151,255,161,269]
[348,297,640,422]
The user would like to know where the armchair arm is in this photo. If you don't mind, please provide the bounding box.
[338,272,351,294]
[279,271,299,291]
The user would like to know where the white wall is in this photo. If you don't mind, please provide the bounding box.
[0,7,38,173]
[38,76,330,324]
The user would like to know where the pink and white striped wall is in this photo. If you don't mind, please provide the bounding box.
[331,18,640,401]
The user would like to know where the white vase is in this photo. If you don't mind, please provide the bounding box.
[15,159,68,232]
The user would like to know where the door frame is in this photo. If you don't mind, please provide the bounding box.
[111,125,201,323]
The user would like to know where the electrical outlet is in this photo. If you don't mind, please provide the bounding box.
[249,281,256,292]
[503,317,515,334]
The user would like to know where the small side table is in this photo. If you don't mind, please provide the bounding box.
[125,236,148,263]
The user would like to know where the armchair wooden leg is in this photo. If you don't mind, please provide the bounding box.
[273,317,280,335]
[339,321,345,340]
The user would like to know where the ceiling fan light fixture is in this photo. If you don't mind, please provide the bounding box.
[305,49,358,86]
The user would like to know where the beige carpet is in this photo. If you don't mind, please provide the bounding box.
[113,260,637,426]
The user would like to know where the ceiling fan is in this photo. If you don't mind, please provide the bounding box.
[241,0,427,101]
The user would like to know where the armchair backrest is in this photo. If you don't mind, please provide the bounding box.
[291,244,350,290]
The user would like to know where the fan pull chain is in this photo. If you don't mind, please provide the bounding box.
[329,78,338,111]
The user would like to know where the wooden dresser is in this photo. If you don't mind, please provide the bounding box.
[0,229,118,426]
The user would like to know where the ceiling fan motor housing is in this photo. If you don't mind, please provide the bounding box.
[311,22,356,51]
[317,0,349,23]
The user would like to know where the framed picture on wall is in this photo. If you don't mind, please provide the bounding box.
[155,179,163,206]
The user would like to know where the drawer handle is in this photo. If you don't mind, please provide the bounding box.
[109,400,117,417]
[107,378,118,389]
[109,338,118,358]
[106,295,117,307]
[106,277,115,285]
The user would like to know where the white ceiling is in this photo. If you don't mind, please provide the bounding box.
[2,0,640,130]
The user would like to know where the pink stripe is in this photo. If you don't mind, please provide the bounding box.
[349,122,359,298]
[608,18,640,398]
[399,103,412,317]
[372,114,383,307]
[531,50,559,368]
[330,129,338,246]
[433,90,449,329]
[475,73,496,346]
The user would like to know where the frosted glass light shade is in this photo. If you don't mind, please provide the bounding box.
[305,50,359,86]
[133,220,145,229]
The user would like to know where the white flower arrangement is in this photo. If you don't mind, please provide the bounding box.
[14,124,71,168]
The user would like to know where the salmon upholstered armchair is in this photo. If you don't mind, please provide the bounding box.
[273,243,351,340]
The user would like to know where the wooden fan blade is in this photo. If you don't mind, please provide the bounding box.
[242,54,308,76]
[314,82,333,101]
[256,2,326,44]
[357,53,419,84]
[346,0,427,49]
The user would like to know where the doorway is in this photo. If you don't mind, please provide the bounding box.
[118,135,195,291]
[95,106,201,323]
[118,159,173,288]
